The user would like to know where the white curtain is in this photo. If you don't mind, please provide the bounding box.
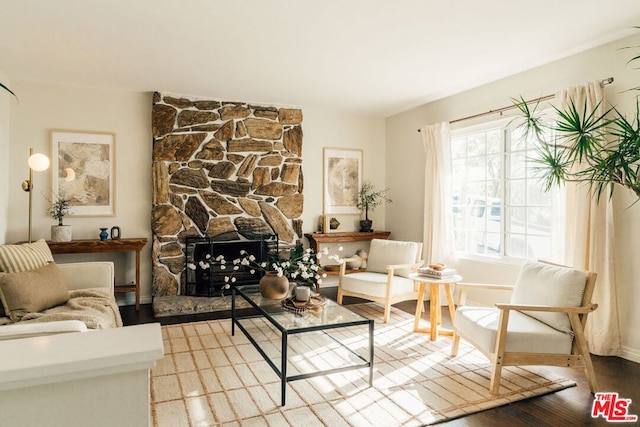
[559,81,622,356]
[421,122,455,266]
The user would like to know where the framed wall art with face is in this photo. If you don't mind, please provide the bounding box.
[323,147,362,216]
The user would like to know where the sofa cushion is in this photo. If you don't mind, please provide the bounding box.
[0,320,87,340]
[0,240,56,317]
[0,239,54,273]
[366,239,421,278]
[0,263,70,322]
[510,260,587,334]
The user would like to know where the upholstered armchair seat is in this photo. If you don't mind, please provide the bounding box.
[340,272,416,298]
[451,260,598,394]
[455,306,573,355]
[337,238,423,323]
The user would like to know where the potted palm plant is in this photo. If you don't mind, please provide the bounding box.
[48,195,72,242]
[356,180,392,232]
[512,37,640,202]
[512,94,640,202]
[513,97,640,201]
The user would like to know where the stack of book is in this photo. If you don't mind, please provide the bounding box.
[417,266,457,280]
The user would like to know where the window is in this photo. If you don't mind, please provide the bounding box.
[450,118,563,260]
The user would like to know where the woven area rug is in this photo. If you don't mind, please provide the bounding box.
[151,303,575,426]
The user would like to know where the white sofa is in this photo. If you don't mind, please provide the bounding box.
[0,260,165,426]
[0,322,164,427]
[0,261,121,340]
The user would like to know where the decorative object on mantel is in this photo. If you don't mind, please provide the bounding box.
[346,248,368,270]
[356,249,368,269]
[110,226,121,239]
[346,256,362,270]
[329,217,340,230]
[48,194,72,242]
[317,215,325,232]
[99,228,109,241]
[356,180,392,232]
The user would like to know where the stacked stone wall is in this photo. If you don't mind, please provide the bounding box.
[151,92,303,296]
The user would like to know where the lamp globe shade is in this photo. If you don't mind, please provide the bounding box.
[28,153,50,171]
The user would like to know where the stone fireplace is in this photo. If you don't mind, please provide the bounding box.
[151,92,304,297]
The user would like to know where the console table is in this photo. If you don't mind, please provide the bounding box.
[304,231,391,251]
[304,231,391,275]
[47,238,148,311]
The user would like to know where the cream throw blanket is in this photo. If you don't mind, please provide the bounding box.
[13,290,122,329]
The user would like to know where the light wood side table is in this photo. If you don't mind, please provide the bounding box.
[410,273,461,341]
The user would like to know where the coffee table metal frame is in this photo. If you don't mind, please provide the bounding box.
[232,285,374,406]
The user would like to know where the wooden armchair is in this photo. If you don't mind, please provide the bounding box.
[450,260,598,394]
[337,239,423,323]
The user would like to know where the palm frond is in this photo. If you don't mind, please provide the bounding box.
[510,96,548,143]
[0,82,18,101]
[512,28,640,203]
[551,98,611,162]
[530,142,570,192]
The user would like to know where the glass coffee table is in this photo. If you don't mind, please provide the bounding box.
[232,285,374,406]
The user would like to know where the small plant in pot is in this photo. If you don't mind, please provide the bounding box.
[48,194,72,242]
[356,180,392,232]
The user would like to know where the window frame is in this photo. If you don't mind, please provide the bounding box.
[450,115,563,264]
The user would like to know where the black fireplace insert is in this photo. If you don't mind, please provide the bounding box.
[184,235,278,297]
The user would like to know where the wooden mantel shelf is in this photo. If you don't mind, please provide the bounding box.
[304,231,391,252]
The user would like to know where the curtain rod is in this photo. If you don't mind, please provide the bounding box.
[417,77,614,132]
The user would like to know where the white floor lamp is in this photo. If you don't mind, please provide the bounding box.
[21,148,50,242]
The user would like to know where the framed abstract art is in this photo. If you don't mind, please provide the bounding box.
[51,130,116,216]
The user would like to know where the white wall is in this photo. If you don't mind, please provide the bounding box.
[302,107,387,269]
[291,106,387,234]
[7,82,153,304]
[0,71,11,244]
[385,34,640,362]
[6,81,386,302]
[302,105,386,236]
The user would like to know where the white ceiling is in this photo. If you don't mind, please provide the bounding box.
[1,0,640,117]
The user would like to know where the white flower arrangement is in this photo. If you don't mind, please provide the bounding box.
[187,243,343,288]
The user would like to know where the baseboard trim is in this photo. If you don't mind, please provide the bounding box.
[620,346,640,363]
[116,295,152,307]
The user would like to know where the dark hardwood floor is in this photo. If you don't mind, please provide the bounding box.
[120,288,640,426]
